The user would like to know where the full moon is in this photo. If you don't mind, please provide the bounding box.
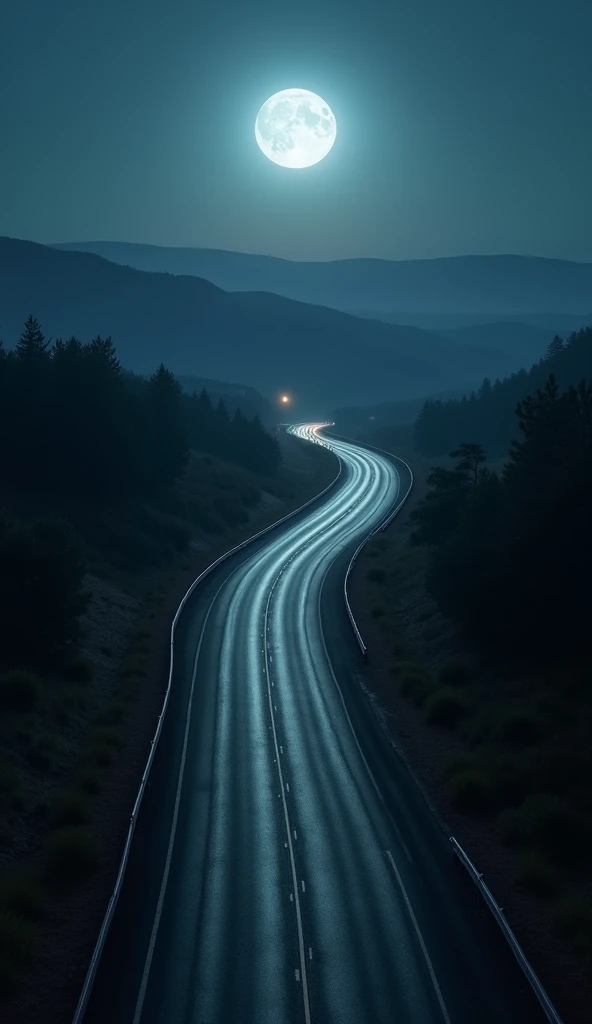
[255,89,336,169]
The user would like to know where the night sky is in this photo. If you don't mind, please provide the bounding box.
[2,0,591,261]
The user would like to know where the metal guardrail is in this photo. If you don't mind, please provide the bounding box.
[450,837,564,1024]
[71,450,343,1024]
[325,431,414,659]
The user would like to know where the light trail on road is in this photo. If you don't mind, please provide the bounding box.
[83,425,544,1024]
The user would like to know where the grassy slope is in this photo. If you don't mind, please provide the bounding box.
[0,433,338,1011]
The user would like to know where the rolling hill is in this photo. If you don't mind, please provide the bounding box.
[2,237,523,412]
[53,241,592,315]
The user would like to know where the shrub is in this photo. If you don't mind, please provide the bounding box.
[399,669,431,706]
[487,754,530,810]
[443,753,478,779]
[0,909,35,993]
[516,852,561,898]
[85,727,122,767]
[90,728,122,750]
[63,655,94,684]
[438,662,469,687]
[425,689,467,727]
[556,899,592,954]
[26,732,59,771]
[500,795,592,864]
[47,827,98,881]
[51,790,90,827]
[96,702,125,727]
[367,567,386,583]
[85,745,112,767]
[0,763,21,809]
[449,770,493,813]
[79,769,102,796]
[494,709,540,747]
[0,868,45,921]
[0,670,40,712]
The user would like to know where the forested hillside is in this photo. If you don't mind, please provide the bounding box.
[0,315,281,660]
[0,316,280,499]
[415,326,592,456]
[361,375,592,982]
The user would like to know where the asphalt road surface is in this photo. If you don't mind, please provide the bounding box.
[83,425,545,1024]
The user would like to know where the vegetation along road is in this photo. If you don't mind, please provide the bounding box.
[81,426,545,1024]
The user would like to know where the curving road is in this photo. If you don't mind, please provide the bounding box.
[83,425,543,1024]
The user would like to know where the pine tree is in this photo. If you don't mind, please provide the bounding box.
[450,442,487,487]
[146,364,189,489]
[212,399,230,458]
[545,334,564,360]
[15,315,50,360]
[88,335,121,375]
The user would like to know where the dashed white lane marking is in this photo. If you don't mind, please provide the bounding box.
[285,782,290,793]
[295,969,300,982]
[318,588,417,872]
[290,892,294,902]
[309,947,313,961]
[385,850,451,1024]
[301,880,306,893]
[280,745,283,754]
[293,830,297,841]
[264,579,311,1024]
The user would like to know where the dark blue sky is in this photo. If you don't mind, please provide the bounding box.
[1,0,591,260]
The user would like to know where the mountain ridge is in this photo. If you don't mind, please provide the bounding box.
[52,240,592,314]
[1,237,527,412]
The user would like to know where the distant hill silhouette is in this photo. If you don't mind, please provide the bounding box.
[350,310,592,332]
[438,321,554,365]
[2,237,523,411]
[53,241,592,315]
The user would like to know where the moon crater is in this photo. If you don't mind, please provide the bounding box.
[255,89,336,169]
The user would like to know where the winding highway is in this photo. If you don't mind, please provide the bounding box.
[82,425,544,1024]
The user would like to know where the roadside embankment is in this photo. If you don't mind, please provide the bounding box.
[349,444,592,1024]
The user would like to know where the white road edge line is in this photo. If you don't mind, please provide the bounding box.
[264,576,312,1024]
[385,850,451,1024]
[131,573,229,1024]
[311,441,450,1019]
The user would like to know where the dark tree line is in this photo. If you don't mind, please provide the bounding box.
[182,387,281,476]
[0,316,281,501]
[0,317,281,662]
[411,375,592,656]
[414,326,592,457]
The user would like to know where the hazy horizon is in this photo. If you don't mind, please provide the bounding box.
[40,237,592,267]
